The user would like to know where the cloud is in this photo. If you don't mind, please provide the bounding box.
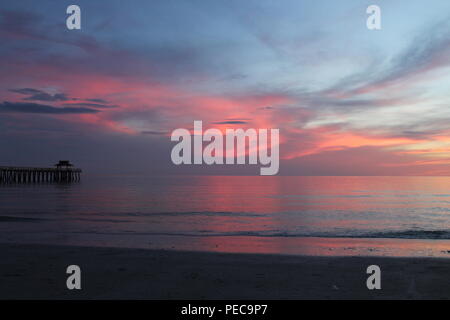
[63,103,119,109]
[10,88,69,101]
[377,18,450,85]
[85,98,108,103]
[212,120,249,125]
[0,10,101,52]
[0,101,100,114]
[9,88,41,95]
[325,17,450,96]
[10,88,117,108]
[141,130,168,135]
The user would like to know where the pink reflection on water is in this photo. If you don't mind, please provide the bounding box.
[2,176,450,257]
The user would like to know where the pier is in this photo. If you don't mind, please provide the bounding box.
[0,161,81,183]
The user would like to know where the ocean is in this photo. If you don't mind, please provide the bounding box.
[1,175,450,257]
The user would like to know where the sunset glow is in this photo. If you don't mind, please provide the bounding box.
[1,0,450,175]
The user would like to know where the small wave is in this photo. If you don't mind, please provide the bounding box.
[364,230,450,240]
[109,211,267,218]
[0,216,43,222]
[66,229,450,240]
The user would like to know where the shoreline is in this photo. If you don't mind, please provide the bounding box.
[2,233,450,258]
[1,243,450,299]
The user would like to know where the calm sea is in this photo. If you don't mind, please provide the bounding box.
[1,175,450,257]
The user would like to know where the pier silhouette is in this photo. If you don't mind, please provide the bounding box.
[0,161,81,183]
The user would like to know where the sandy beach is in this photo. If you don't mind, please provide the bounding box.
[1,243,449,299]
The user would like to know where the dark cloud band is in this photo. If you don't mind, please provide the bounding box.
[0,101,100,114]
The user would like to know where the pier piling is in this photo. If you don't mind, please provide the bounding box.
[0,161,82,183]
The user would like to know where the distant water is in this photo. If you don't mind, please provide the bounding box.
[1,175,450,257]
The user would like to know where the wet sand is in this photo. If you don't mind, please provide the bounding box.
[1,243,449,299]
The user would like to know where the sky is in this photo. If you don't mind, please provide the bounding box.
[0,0,450,175]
